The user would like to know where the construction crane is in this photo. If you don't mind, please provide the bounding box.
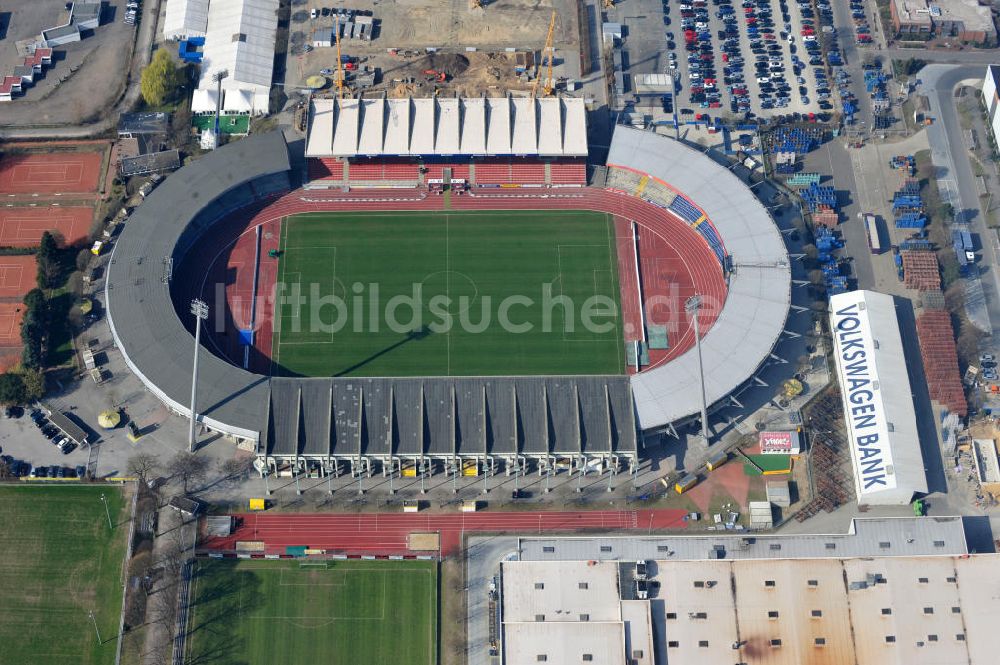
[335,14,345,99]
[531,10,557,98]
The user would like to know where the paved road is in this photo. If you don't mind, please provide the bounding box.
[0,0,162,139]
[920,64,1000,342]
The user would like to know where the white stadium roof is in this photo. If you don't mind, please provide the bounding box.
[163,0,209,40]
[197,0,277,94]
[829,290,927,505]
[305,96,589,157]
[607,127,791,430]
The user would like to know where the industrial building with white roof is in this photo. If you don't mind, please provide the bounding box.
[500,519,1000,665]
[829,290,928,505]
[165,0,278,115]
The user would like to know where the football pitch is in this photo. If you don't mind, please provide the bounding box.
[270,210,625,377]
[185,559,437,665]
[0,485,129,665]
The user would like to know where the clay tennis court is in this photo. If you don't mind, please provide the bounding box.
[0,302,25,372]
[0,256,36,299]
[0,207,92,246]
[0,151,103,194]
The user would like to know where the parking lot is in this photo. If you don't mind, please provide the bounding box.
[0,407,90,480]
[610,0,851,121]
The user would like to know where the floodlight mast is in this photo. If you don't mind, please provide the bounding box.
[211,70,229,147]
[189,299,209,452]
[685,295,710,444]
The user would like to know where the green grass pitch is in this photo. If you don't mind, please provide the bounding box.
[185,559,437,665]
[270,210,625,377]
[0,485,129,665]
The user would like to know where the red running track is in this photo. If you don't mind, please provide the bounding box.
[180,187,726,374]
[201,509,689,556]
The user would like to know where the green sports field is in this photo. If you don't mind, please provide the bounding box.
[0,485,129,665]
[270,210,625,377]
[185,559,437,665]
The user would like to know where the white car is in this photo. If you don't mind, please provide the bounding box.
[669,61,677,70]
[310,7,318,19]
[803,35,816,42]
[689,72,701,79]
[756,76,770,83]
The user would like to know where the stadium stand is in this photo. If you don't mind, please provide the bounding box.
[308,158,344,181]
[347,160,386,181]
[549,160,587,185]
[510,161,547,184]
[605,166,644,194]
[667,195,702,223]
[381,159,420,181]
[639,179,677,209]
[473,159,512,185]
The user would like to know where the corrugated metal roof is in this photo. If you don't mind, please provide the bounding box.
[198,0,277,93]
[163,0,210,38]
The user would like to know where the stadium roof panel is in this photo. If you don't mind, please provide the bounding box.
[608,126,791,430]
[306,97,588,157]
[106,132,291,440]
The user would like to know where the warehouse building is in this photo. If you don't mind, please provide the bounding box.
[502,519,1000,665]
[163,0,210,40]
[982,65,1000,151]
[891,0,996,44]
[829,290,927,505]
[189,0,278,115]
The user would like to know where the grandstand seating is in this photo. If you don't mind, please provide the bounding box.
[474,160,512,184]
[381,160,420,181]
[605,166,644,194]
[549,160,587,185]
[640,179,677,209]
[423,163,471,181]
[349,160,387,181]
[667,195,702,224]
[308,158,344,181]
[510,161,547,184]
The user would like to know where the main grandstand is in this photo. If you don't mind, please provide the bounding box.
[105,99,790,483]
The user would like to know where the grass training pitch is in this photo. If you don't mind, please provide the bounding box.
[0,485,130,665]
[271,210,624,377]
[185,559,437,665]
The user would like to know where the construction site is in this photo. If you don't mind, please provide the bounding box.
[287,0,588,99]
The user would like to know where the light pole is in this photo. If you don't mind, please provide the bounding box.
[188,299,209,452]
[685,295,710,444]
[100,494,112,530]
[211,69,229,147]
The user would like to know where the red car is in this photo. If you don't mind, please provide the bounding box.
[801,28,814,36]
[722,53,729,62]
[709,102,721,108]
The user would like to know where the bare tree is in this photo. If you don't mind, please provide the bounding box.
[127,451,160,487]
[167,452,208,493]
[218,455,255,483]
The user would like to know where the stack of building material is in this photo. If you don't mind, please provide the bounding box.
[902,250,941,291]
[812,205,838,228]
[915,309,967,417]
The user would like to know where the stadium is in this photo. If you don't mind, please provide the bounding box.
[105,97,790,482]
